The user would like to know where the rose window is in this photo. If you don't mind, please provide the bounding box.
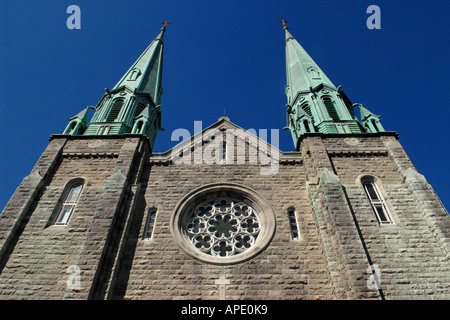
[186,198,261,257]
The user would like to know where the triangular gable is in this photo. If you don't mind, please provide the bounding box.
[152,117,284,175]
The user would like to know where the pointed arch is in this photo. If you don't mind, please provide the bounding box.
[132,120,144,134]
[287,207,300,240]
[301,102,312,117]
[322,96,339,121]
[135,103,146,118]
[106,98,125,122]
[143,207,158,240]
[303,120,311,133]
[63,120,79,135]
[360,176,394,225]
[48,178,86,226]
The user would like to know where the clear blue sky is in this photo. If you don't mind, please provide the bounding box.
[0,0,449,211]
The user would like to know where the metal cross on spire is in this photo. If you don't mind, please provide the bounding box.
[278,19,288,30]
[161,20,172,31]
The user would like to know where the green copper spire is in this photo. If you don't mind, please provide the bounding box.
[281,21,363,150]
[74,21,170,150]
[112,24,166,106]
[358,104,385,133]
[63,106,90,135]
[284,25,336,103]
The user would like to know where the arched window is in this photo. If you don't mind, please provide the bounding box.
[64,121,78,135]
[106,98,124,122]
[301,103,312,117]
[323,97,339,121]
[135,103,146,117]
[129,68,140,81]
[303,120,311,133]
[133,121,143,134]
[97,125,111,135]
[287,207,300,240]
[143,208,157,240]
[371,119,381,132]
[220,141,227,163]
[362,179,393,224]
[54,182,84,225]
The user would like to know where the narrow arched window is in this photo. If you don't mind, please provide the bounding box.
[363,181,393,224]
[135,103,146,117]
[303,120,311,133]
[323,97,339,121]
[143,209,157,239]
[371,119,380,132]
[55,182,84,225]
[220,141,227,163]
[135,121,143,134]
[106,98,124,122]
[288,207,300,240]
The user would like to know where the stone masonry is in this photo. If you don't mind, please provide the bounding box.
[0,118,449,300]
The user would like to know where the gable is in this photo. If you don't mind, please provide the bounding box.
[151,117,286,176]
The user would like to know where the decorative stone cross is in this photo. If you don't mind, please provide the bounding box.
[215,274,230,300]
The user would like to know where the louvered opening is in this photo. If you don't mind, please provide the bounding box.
[323,97,339,121]
[301,103,312,117]
[135,103,146,117]
[106,99,124,122]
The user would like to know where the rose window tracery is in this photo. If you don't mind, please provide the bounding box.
[185,198,261,257]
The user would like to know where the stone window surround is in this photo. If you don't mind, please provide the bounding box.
[358,174,395,225]
[186,197,261,258]
[171,183,276,265]
[143,208,158,240]
[46,177,87,227]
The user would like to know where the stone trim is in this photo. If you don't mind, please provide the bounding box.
[170,183,276,265]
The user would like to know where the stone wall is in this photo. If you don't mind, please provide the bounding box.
[0,135,147,299]
[0,130,448,300]
[114,161,335,300]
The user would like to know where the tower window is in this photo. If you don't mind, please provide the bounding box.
[363,181,393,224]
[287,207,300,240]
[303,120,311,133]
[135,103,146,117]
[323,97,339,121]
[301,103,312,117]
[371,119,380,132]
[106,99,124,122]
[134,121,144,134]
[143,209,157,239]
[55,182,83,225]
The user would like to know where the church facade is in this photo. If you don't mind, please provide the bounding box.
[0,22,449,300]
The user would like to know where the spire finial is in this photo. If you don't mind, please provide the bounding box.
[278,19,288,30]
[161,20,172,31]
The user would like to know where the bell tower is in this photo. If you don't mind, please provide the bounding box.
[280,20,450,300]
[63,22,169,150]
[0,23,169,300]
[281,20,372,150]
